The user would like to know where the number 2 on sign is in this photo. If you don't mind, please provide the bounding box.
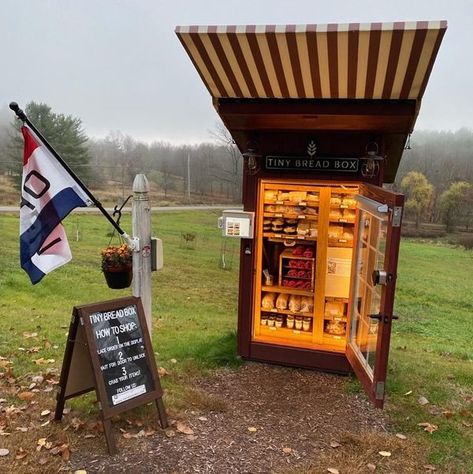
[118,351,124,360]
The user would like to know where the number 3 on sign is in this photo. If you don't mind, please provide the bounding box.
[122,367,127,377]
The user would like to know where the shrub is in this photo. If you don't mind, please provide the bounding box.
[456,234,473,250]
[401,227,446,238]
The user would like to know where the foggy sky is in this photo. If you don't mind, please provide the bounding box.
[1,0,472,144]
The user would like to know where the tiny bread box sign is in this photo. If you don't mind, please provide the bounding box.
[55,296,167,455]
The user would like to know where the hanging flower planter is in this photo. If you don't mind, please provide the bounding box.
[101,244,133,289]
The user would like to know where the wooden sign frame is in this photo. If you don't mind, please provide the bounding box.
[54,296,167,454]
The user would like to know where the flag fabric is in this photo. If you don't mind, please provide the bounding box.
[20,125,92,284]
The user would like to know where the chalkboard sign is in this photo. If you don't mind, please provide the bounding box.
[55,296,167,454]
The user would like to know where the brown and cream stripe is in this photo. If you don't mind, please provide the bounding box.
[175,21,447,101]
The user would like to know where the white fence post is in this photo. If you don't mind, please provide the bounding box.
[132,174,152,335]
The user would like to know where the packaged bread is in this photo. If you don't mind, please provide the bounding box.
[264,190,278,202]
[288,191,307,202]
[276,293,289,310]
[277,191,290,201]
[330,194,342,206]
[288,295,302,312]
[304,206,318,215]
[341,229,354,242]
[261,292,277,310]
[328,225,343,239]
[264,204,277,212]
[297,222,310,236]
[307,192,319,202]
[342,197,357,208]
[300,296,314,313]
[325,320,346,336]
[342,209,356,222]
[329,209,343,220]
[325,301,345,317]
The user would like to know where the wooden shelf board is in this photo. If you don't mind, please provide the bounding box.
[261,308,314,317]
[262,285,313,296]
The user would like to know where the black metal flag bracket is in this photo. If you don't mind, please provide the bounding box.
[9,101,138,250]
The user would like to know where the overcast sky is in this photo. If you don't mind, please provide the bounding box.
[1,0,472,144]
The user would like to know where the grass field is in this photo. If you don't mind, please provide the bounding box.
[0,211,472,472]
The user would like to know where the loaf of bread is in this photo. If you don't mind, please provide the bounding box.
[261,292,277,310]
[264,190,278,202]
[300,296,313,313]
[288,191,307,202]
[276,293,289,310]
[288,295,301,312]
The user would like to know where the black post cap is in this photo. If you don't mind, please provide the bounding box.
[9,102,27,121]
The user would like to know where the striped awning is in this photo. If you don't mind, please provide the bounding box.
[175,21,447,101]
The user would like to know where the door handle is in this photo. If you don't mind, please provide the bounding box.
[369,313,399,323]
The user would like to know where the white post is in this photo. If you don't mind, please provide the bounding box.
[132,174,152,335]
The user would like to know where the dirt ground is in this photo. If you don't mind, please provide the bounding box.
[2,362,440,473]
[63,363,406,474]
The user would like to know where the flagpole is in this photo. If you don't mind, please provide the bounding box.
[9,102,133,245]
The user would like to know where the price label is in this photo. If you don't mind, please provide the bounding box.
[274,213,283,217]
[297,215,306,219]
[269,326,277,331]
[298,201,307,206]
[339,219,347,223]
[293,330,301,335]
[275,200,284,205]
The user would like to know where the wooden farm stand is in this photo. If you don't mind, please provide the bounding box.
[176,21,447,407]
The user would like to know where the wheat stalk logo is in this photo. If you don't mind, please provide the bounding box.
[307,140,317,157]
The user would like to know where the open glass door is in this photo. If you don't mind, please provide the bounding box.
[346,184,404,408]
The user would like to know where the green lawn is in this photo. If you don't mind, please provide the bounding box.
[0,213,471,471]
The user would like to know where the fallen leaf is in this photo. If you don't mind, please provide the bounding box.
[38,457,48,465]
[15,448,27,460]
[330,441,341,448]
[395,433,407,440]
[40,409,51,417]
[367,463,376,471]
[16,427,28,433]
[247,426,257,433]
[327,469,339,474]
[418,422,438,434]
[63,407,71,415]
[74,471,87,474]
[32,375,44,384]
[423,465,437,471]
[84,434,96,439]
[22,332,38,338]
[164,428,176,438]
[60,444,70,461]
[40,420,50,427]
[198,416,208,421]
[418,396,429,406]
[121,431,133,439]
[176,421,194,435]
[442,410,454,419]
[157,367,168,377]
[145,429,155,437]
[378,451,392,457]
[170,358,177,364]
[185,435,197,441]
[282,447,292,454]
[50,446,62,455]
[462,421,472,427]
[0,448,9,456]
[18,391,35,401]
[404,390,413,396]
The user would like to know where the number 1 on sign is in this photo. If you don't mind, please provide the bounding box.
[116,337,120,346]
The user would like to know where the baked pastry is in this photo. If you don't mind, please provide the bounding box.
[297,222,310,236]
[284,226,296,234]
[261,292,277,310]
[304,206,318,215]
[276,293,289,310]
[342,197,357,208]
[325,301,345,317]
[341,230,354,241]
[343,210,356,222]
[277,192,290,201]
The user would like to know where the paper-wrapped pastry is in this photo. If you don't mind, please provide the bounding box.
[304,206,318,215]
[264,204,277,212]
[288,295,302,312]
[300,296,314,313]
[341,230,354,242]
[264,190,278,202]
[325,301,345,317]
[289,191,307,202]
[284,226,296,234]
[261,292,276,310]
[276,293,289,310]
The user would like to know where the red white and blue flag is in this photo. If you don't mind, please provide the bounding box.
[20,125,92,284]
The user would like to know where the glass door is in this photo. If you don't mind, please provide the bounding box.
[346,184,404,408]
